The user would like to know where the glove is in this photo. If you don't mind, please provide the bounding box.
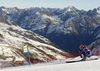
[77,51,80,53]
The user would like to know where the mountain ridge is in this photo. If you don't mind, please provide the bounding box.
[0,6,100,52]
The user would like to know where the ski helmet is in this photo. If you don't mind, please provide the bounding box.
[79,45,84,49]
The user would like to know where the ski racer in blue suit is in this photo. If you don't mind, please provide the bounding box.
[78,45,91,60]
[83,45,91,57]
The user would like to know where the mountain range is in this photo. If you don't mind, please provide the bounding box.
[0,6,100,52]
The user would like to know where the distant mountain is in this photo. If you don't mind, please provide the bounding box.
[88,39,100,56]
[0,6,100,52]
[0,18,73,65]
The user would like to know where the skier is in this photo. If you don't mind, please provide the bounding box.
[78,45,91,60]
[83,45,91,58]
[78,45,86,60]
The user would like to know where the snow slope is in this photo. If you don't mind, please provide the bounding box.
[1,56,100,71]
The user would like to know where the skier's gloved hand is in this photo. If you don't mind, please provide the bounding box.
[77,51,80,53]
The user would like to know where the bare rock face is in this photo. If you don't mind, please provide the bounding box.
[88,39,100,56]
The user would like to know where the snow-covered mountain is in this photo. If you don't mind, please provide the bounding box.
[0,18,75,65]
[0,6,84,33]
[88,39,100,56]
[0,6,100,52]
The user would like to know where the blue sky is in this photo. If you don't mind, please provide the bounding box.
[0,0,100,10]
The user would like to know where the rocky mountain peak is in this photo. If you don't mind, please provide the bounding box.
[97,6,100,10]
[63,5,77,12]
[67,5,76,11]
[0,6,6,9]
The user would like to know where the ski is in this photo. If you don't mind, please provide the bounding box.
[66,58,99,63]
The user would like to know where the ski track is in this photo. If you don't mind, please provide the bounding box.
[1,56,100,71]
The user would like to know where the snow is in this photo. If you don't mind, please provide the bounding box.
[64,5,77,14]
[46,16,74,34]
[96,33,100,38]
[0,44,23,61]
[94,27,100,39]
[36,11,40,15]
[97,10,100,14]
[6,7,19,14]
[51,16,63,24]
[7,16,12,21]
[25,16,29,21]
[2,8,9,14]
[97,9,100,17]
[47,24,63,34]
[41,15,63,24]
[1,56,100,71]
[67,5,73,11]
[97,14,100,17]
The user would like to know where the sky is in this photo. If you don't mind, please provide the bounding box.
[0,0,100,11]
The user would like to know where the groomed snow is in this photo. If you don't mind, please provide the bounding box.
[1,56,100,71]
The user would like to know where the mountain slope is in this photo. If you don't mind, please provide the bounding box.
[0,18,73,65]
[88,39,100,56]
